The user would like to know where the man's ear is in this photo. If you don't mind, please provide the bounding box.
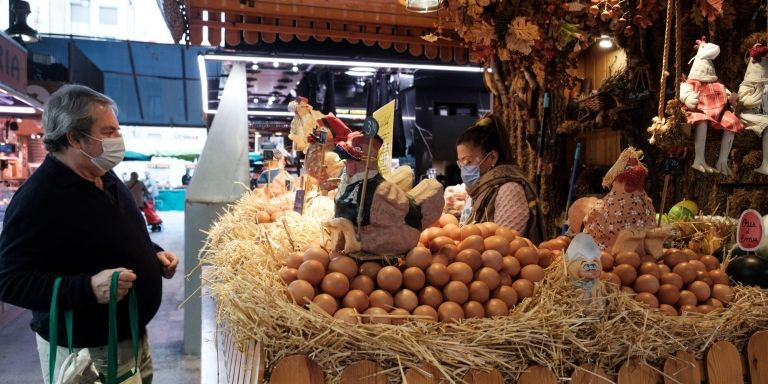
[66,131,80,148]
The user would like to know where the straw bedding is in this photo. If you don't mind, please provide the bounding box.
[201,191,768,383]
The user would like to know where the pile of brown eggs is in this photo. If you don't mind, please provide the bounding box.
[281,214,565,324]
[599,248,734,316]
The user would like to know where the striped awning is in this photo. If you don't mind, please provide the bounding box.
[160,0,467,64]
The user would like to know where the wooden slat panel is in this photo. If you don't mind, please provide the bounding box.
[393,27,409,53]
[340,360,388,384]
[454,47,468,65]
[663,351,701,384]
[295,19,312,42]
[225,14,241,46]
[330,22,345,43]
[313,21,330,42]
[260,17,277,43]
[440,44,453,63]
[617,360,660,384]
[249,341,266,384]
[518,365,557,384]
[462,368,503,384]
[208,12,222,46]
[424,45,439,60]
[269,355,324,384]
[571,364,614,384]
[707,341,744,384]
[748,331,768,384]
[278,18,294,43]
[188,9,204,45]
[346,24,362,45]
[403,363,448,384]
[242,15,259,45]
[375,26,392,49]
[409,43,424,57]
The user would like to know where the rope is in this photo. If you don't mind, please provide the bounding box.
[658,0,674,119]
[674,0,682,99]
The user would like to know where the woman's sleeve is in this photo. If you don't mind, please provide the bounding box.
[493,182,530,233]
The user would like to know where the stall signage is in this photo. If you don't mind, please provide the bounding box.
[373,100,395,178]
[737,209,764,251]
[0,32,27,93]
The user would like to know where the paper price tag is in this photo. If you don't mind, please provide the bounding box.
[737,209,764,252]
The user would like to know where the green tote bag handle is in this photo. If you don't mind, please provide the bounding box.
[107,271,139,384]
[48,277,74,384]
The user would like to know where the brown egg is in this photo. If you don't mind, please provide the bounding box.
[621,286,635,295]
[468,281,490,303]
[421,227,444,244]
[633,274,660,294]
[429,236,455,254]
[350,275,375,295]
[495,227,517,242]
[681,249,698,261]
[657,284,680,305]
[432,253,451,266]
[297,260,326,285]
[599,252,614,271]
[711,284,734,304]
[699,255,720,271]
[405,247,432,270]
[443,281,469,304]
[256,210,271,223]
[511,279,534,299]
[288,280,315,305]
[601,272,621,286]
[697,305,715,314]
[537,249,555,268]
[635,292,659,308]
[377,266,403,292]
[342,290,370,312]
[481,250,504,271]
[677,290,697,307]
[658,264,671,275]
[659,304,678,316]
[418,286,444,308]
[333,307,359,324]
[445,224,462,241]
[639,262,661,278]
[705,298,724,309]
[508,238,529,257]
[303,245,330,268]
[479,222,499,237]
[673,262,697,285]
[708,269,729,285]
[327,256,358,280]
[437,302,464,323]
[455,249,483,271]
[459,235,485,253]
[447,262,474,284]
[279,267,299,285]
[484,298,509,317]
[286,251,305,269]
[359,262,382,279]
[459,224,482,240]
[640,255,657,264]
[412,305,439,322]
[615,251,641,268]
[679,304,699,315]
[502,256,522,277]
[499,272,513,286]
[483,236,510,256]
[492,285,518,307]
[613,264,638,286]
[312,293,338,316]
[514,247,539,267]
[688,260,707,274]
[520,264,545,283]
[695,271,713,286]
[687,281,711,302]
[321,272,350,298]
[475,267,501,290]
[426,263,451,287]
[436,244,459,263]
[363,307,391,324]
[663,250,687,268]
[394,289,419,312]
[369,289,394,309]
[438,213,459,227]
[390,308,411,325]
[660,272,684,290]
[403,267,427,291]
[463,301,485,318]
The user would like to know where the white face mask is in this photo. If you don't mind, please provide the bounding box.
[80,133,125,172]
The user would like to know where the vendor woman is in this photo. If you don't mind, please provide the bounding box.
[456,114,546,242]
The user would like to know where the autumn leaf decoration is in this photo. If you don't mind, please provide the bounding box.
[506,17,540,55]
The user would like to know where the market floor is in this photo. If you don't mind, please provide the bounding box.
[0,211,200,384]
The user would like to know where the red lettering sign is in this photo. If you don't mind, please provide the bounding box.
[737,209,764,252]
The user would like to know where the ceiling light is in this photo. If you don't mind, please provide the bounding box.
[404,0,440,13]
[5,1,39,43]
[345,70,375,77]
[349,67,376,73]
[0,106,38,114]
[268,96,276,102]
[291,65,299,72]
[251,63,259,70]
[202,54,483,73]
[598,35,613,49]
[289,89,297,97]
[274,132,283,136]
[273,61,280,68]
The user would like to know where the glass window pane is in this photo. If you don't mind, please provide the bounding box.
[70,4,89,23]
[99,7,118,25]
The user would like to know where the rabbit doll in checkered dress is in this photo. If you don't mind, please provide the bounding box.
[680,37,744,175]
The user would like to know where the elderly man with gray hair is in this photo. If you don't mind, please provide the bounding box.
[0,84,178,383]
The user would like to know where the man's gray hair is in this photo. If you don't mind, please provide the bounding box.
[42,85,117,153]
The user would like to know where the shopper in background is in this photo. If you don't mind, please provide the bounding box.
[126,171,149,209]
[181,169,192,186]
[0,84,178,383]
[455,114,546,243]
[144,170,159,200]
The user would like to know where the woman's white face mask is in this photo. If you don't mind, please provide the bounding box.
[80,133,125,172]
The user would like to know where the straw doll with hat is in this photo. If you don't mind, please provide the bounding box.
[679,37,743,175]
[737,43,768,175]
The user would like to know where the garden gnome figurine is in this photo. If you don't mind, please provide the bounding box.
[737,43,768,175]
[565,233,604,309]
[287,96,325,153]
[680,37,743,175]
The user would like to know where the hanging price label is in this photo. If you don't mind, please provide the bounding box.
[737,209,764,252]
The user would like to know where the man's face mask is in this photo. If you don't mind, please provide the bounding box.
[80,133,125,172]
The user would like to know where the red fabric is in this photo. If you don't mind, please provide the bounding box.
[142,200,163,225]
[684,80,744,133]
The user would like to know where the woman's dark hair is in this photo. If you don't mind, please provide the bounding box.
[456,114,512,165]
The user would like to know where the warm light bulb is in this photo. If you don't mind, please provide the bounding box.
[598,35,613,49]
